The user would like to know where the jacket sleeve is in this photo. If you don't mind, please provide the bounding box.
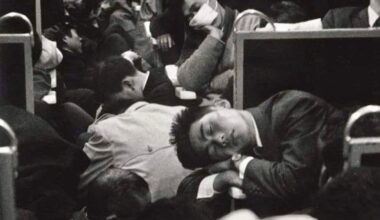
[177,169,232,218]
[242,91,334,201]
[321,9,335,28]
[177,35,225,91]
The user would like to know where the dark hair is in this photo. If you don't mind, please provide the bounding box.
[43,24,76,50]
[86,168,151,220]
[95,56,136,103]
[311,167,380,220]
[136,197,212,220]
[170,106,216,169]
[269,1,307,23]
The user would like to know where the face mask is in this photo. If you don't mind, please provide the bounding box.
[189,0,218,28]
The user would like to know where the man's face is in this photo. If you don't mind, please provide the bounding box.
[189,108,252,161]
[182,0,210,23]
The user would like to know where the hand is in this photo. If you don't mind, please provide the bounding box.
[200,25,223,40]
[157,34,175,52]
[213,170,242,192]
[206,159,234,174]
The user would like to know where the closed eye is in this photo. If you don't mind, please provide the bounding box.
[208,124,213,135]
[200,123,206,140]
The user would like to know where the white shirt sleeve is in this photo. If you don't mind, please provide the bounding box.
[197,174,220,199]
[259,18,323,31]
[239,157,254,179]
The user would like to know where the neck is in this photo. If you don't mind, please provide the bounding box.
[101,98,133,115]
[240,110,258,147]
[371,0,380,15]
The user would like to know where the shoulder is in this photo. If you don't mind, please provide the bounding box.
[322,6,364,28]
[325,6,363,17]
[258,90,333,116]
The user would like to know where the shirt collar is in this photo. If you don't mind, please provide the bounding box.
[250,115,263,148]
[368,6,380,27]
[142,71,150,91]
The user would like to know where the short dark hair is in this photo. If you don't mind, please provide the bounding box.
[311,167,380,220]
[171,106,216,169]
[86,168,151,220]
[269,1,307,23]
[136,197,212,220]
[43,24,76,50]
[95,56,137,103]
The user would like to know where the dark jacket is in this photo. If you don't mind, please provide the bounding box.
[322,6,369,28]
[178,90,346,217]
[144,67,177,106]
[0,106,90,220]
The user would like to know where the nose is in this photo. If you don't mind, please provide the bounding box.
[215,133,226,147]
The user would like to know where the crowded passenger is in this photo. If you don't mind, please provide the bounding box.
[171,90,346,217]
[2,0,380,220]
[95,54,177,116]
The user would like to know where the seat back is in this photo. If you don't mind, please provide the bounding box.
[0,119,17,220]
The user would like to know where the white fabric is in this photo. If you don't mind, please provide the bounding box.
[259,19,323,31]
[189,0,218,27]
[80,102,192,201]
[251,115,263,148]
[239,156,254,179]
[368,6,380,27]
[142,71,150,90]
[197,174,219,198]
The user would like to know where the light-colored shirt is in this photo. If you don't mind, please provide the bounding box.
[368,6,380,27]
[262,6,379,31]
[142,71,150,91]
[80,102,192,201]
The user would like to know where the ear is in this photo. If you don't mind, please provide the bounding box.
[214,99,231,108]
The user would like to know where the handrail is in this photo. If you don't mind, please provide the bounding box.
[0,119,17,220]
[233,9,276,33]
[343,105,380,159]
[0,12,34,36]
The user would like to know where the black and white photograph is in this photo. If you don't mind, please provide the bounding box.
[1,0,380,220]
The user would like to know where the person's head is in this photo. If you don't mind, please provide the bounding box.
[63,0,84,10]
[52,25,83,54]
[96,56,146,105]
[136,197,212,220]
[269,1,307,23]
[181,0,224,29]
[86,168,151,220]
[311,167,380,220]
[171,103,255,169]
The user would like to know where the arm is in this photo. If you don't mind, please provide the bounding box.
[242,92,334,201]
[79,124,114,189]
[177,26,225,91]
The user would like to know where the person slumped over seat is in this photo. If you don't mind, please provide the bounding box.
[171,90,346,217]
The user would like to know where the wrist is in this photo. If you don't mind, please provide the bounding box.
[238,157,254,179]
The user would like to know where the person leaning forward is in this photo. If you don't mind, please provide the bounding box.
[171,90,347,217]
